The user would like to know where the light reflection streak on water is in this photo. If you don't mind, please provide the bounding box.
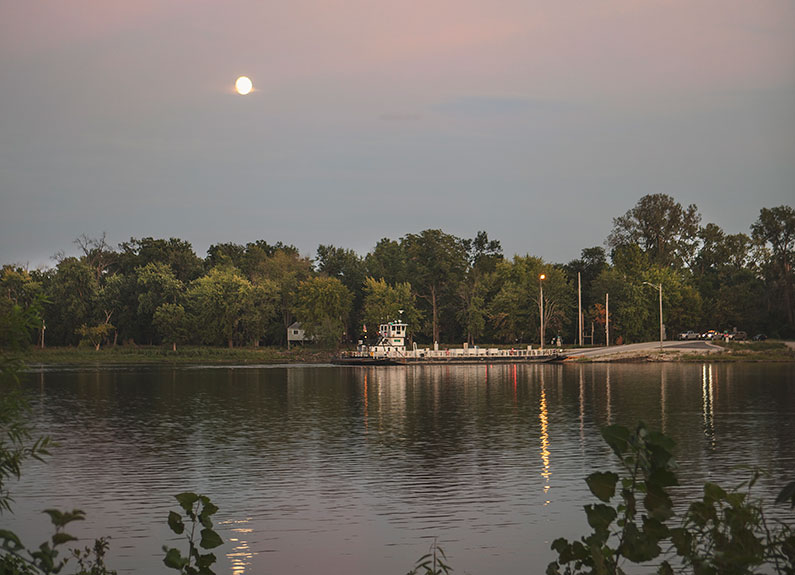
[702,364,715,449]
[579,366,585,456]
[661,368,667,434]
[220,518,254,575]
[605,364,612,425]
[539,376,551,503]
[513,364,518,404]
[363,372,368,432]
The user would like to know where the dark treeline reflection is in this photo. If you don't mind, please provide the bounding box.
[12,363,795,574]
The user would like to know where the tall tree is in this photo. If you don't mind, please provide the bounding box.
[153,303,188,351]
[361,278,421,342]
[458,231,502,344]
[74,233,116,281]
[365,238,406,285]
[488,256,572,345]
[0,266,43,348]
[118,237,203,282]
[253,248,314,344]
[608,194,701,269]
[401,229,467,343]
[45,258,100,345]
[591,246,701,343]
[293,276,352,347]
[315,244,367,332]
[205,242,247,272]
[187,267,251,347]
[240,280,280,346]
[751,206,795,331]
[135,262,185,344]
[564,247,608,342]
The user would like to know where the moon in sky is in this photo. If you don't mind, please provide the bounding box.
[235,76,253,95]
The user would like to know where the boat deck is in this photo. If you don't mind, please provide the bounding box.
[333,347,566,365]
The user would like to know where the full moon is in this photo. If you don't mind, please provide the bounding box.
[235,76,253,95]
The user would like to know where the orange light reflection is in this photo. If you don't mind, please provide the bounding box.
[539,381,551,502]
[220,518,254,575]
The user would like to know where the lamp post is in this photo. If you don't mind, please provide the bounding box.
[643,281,664,350]
[539,274,546,351]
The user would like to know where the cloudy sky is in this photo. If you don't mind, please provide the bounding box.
[1,0,793,268]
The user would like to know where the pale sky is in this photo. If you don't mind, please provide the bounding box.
[1,0,793,268]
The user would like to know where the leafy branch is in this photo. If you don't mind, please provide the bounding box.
[163,493,224,575]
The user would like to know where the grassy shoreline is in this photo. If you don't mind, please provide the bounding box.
[9,340,794,366]
[14,345,336,366]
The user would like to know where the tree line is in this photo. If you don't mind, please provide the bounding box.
[1,195,793,350]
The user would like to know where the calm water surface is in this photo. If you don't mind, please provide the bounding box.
[6,363,795,574]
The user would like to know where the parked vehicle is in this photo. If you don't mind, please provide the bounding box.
[678,331,699,340]
[701,330,719,340]
[753,333,768,341]
[733,331,748,341]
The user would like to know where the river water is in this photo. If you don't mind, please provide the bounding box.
[5,363,794,574]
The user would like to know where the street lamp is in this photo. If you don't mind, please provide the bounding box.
[643,281,664,350]
[539,274,546,351]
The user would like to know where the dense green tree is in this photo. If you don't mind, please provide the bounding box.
[489,280,529,343]
[205,242,247,272]
[752,205,795,333]
[187,267,251,347]
[608,194,701,269]
[591,248,701,343]
[98,273,137,345]
[707,268,767,334]
[153,303,189,351]
[1,267,43,310]
[316,244,367,334]
[74,233,117,281]
[457,279,489,345]
[253,248,314,344]
[456,231,503,344]
[361,278,421,342]
[564,247,609,342]
[45,258,100,345]
[75,323,115,350]
[462,231,503,277]
[489,255,543,343]
[240,280,280,346]
[365,238,406,285]
[118,237,203,282]
[402,230,467,343]
[1,267,44,349]
[136,263,184,344]
[694,223,761,333]
[293,276,352,347]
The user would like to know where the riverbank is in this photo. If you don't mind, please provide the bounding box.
[10,340,794,366]
[566,340,795,363]
[14,345,336,366]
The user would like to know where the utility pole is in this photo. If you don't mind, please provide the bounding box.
[539,274,546,351]
[605,293,609,347]
[578,272,583,347]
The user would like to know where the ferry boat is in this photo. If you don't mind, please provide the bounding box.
[332,320,566,365]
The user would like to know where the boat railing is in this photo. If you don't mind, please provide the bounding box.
[340,346,564,360]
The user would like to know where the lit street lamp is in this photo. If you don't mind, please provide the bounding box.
[643,281,664,350]
[539,274,546,351]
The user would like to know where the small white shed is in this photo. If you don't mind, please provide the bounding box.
[287,322,307,349]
